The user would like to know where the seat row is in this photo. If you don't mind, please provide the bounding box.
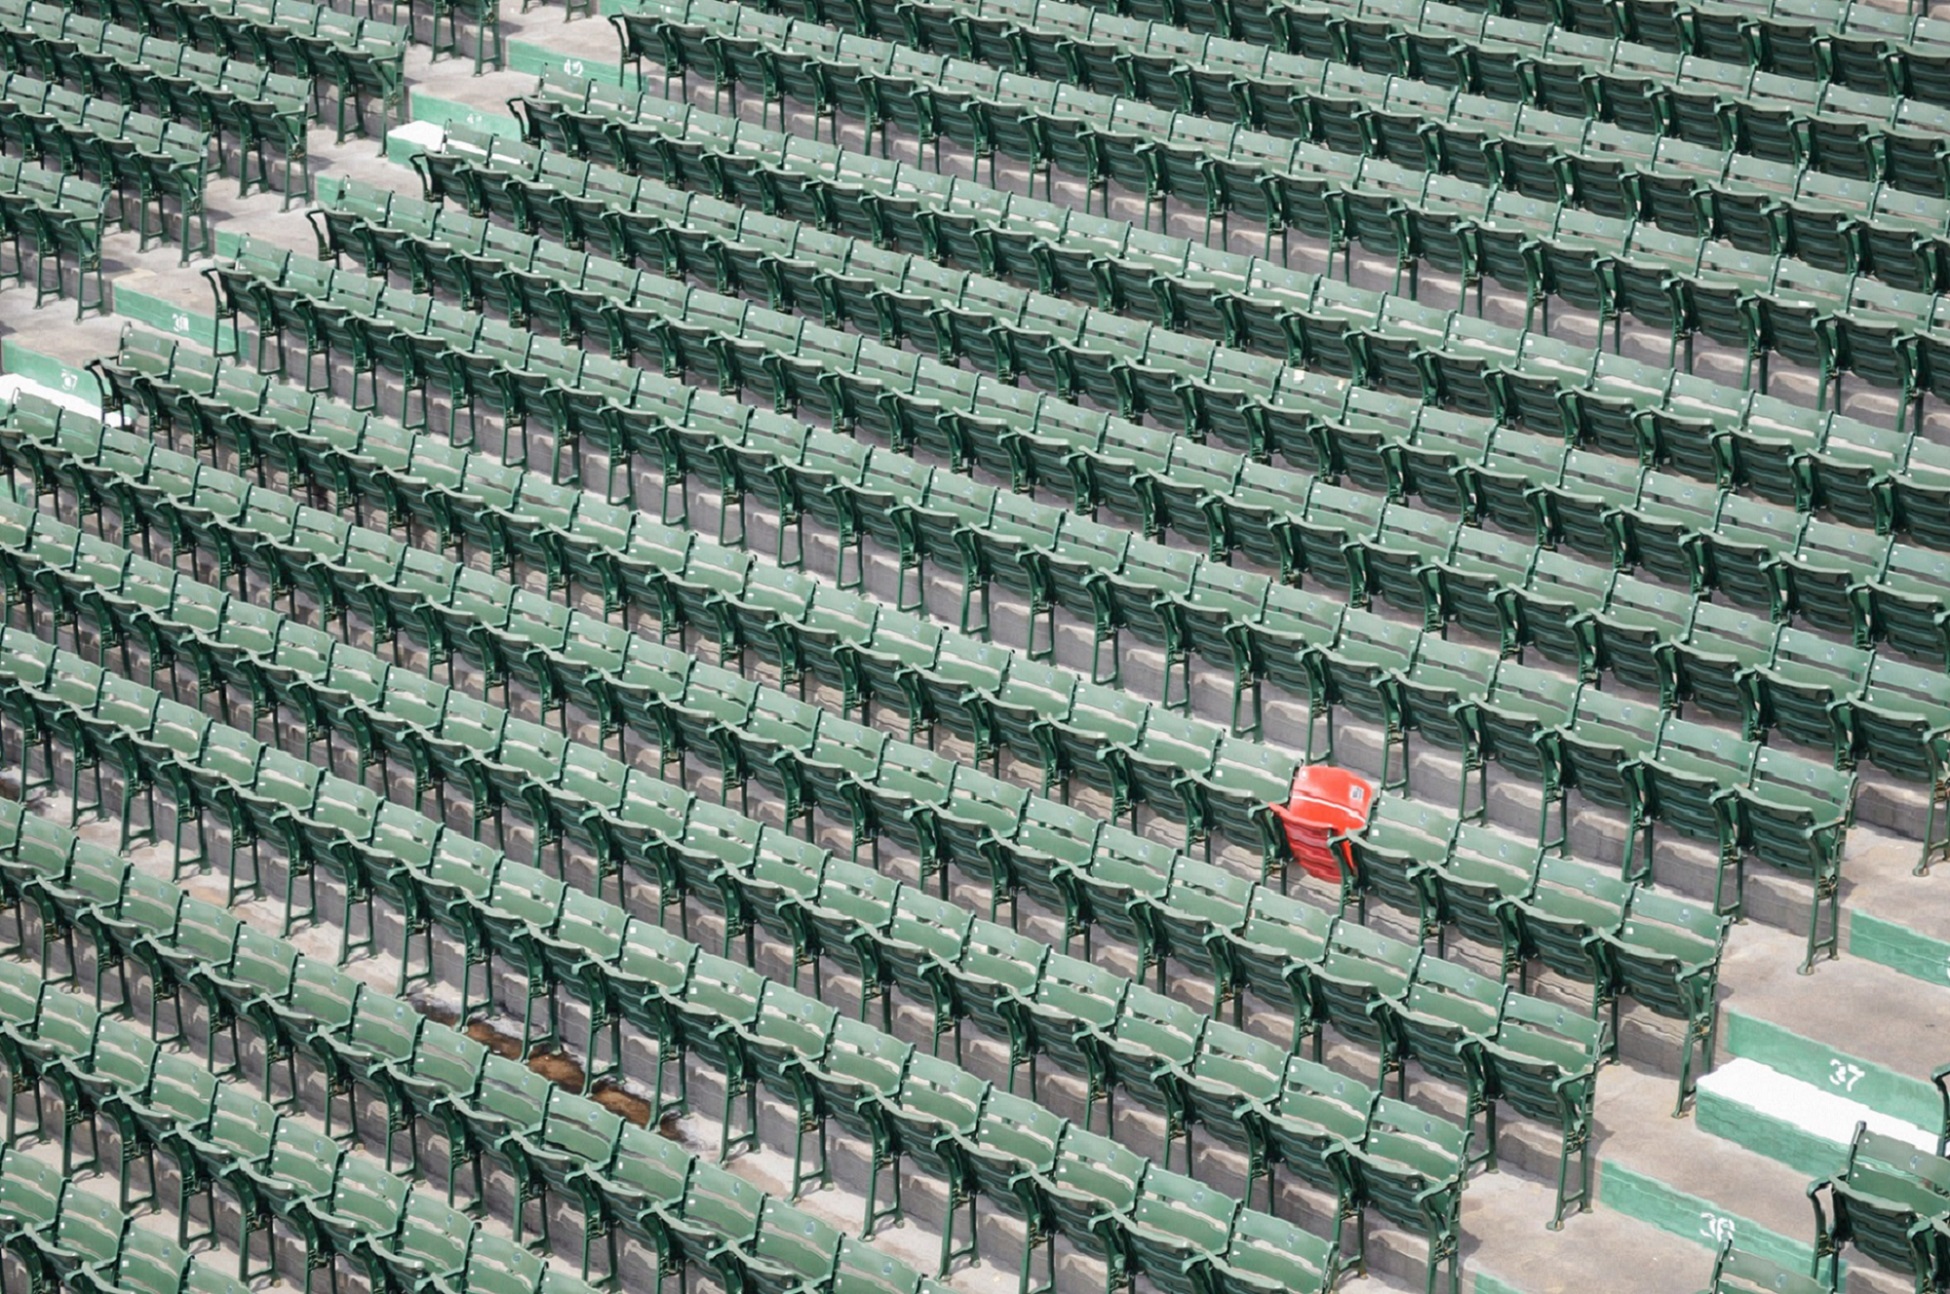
[210,230,1950,808]
[991,0,1950,113]
[68,345,1743,1051]
[0,1009,604,1294]
[60,349,1743,1088]
[0,1,310,200]
[1341,791,1728,1112]
[0,854,954,1294]
[363,0,504,73]
[0,635,1415,1294]
[0,1145,254,1294]
[198,251,1870,921]
[1809,1123,1950,1293]
[438,104,1950,550]
[300,182,1950,837]
[0,380,1726,1111]
[0,67,206,255]
[650,0,1950,287]
[595,0,1950,414]
[102,335,1325,838]
[0,401,1633,1209]
[316,168,1950,679]
[64,0,406,141]
[0,153,102,315]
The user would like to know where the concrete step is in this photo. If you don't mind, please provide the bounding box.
[1591,1062,1912,1294]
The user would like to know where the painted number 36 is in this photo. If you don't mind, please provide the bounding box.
[1699,1213,1737,1246]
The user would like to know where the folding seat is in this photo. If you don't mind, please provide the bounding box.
[1620,473,1714,597]
[1097,979,1205,1148]
[1284,482,1380,602]
[1740,746,1852,970]
[1880,101,1950,202]
[1259,1054,1368,1245]
[1360,502,1455,631]
[1125,846,1239,996]
[1483,991,1604,1226]
[1430,528,1530,657]
[1125,1169,1239,1294]
[1863,540,1950,670]
[730,984,837,1198]
[1592,884,1726,1116]
[1324,385,1419,494]
[1462,427,1565,547]
[980,656,1072,793]
[1695,493,1798,619]
[664,1156,770,1292]
[744,1196,844,1294]
[1810,1128,1950,1292]
[1312,614,1419,783]
[1581,574,1687,702]
[938,920,1041,1083]
[794,862,894,1023]
[1346,1096,1469,1294]
[1698,1240,1834,1294]
[1198,462,1297,582]
[1017,946,1126,1102]
[1547,451,1643,568]
[1552,687,1659,879]
[1340,794,1457,942]
[666,949,766,1159]
[1638,714,1751,896]
[987,799,1102,962]
[881,1051,985,1275]
[886,630,998,763]
[237,1120,355,1279]
[1509,854,1627,1012]
[1310,919,1416,1085]
[1392,954,1500,1152]
[827,1236,929,1294]
[922,764,1025,917]
[1034,1125,1145,1294]
[1776,518,1889,643]
[1742,627,1864,758]
[1176,1019,1285,1191]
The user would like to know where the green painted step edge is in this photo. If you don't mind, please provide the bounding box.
[1473,1273,1525,1294]
[1695,1085,1851,1181]
[1597,1159,1834,1277]
[508,38,625,85]
[1724,1010,1943,1133]
[410,94,523,140]
[1850,911,1950,990]
[113,287,235,354]
[1,344,98,407]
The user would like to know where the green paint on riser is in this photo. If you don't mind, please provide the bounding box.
[1,346,97,407]
[1596,1160,1832,1277]
[410,94,523,140]
[1472,1273,1525,1294]
[509,39,625,85]
[1850,912,1950,989]
[1724,1011,1942,1133]
[1695,1086,1852,1181]
[112,288,235,354]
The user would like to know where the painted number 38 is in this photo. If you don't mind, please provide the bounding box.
[1699,1213,1737,1246]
